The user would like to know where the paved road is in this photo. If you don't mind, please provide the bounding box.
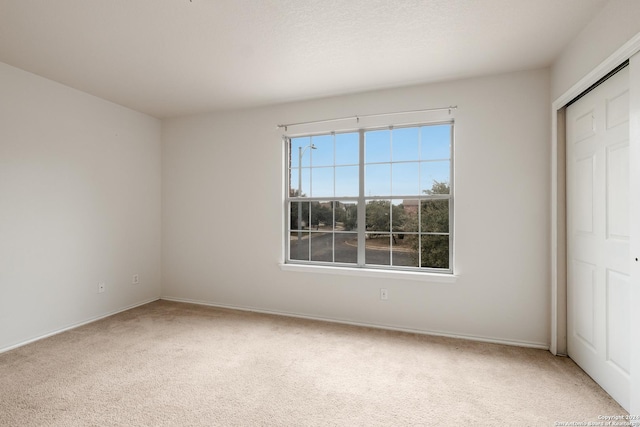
[290,232,415,266]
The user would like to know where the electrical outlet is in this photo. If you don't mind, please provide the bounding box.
[98,282,105,293]
[380,288,388,300]
[132,274,140,285]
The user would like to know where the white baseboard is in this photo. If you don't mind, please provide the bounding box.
[161,296,550,351]
[0,297,160,354]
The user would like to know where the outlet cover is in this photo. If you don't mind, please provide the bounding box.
[98,282,105,293]
[132,274,140,285]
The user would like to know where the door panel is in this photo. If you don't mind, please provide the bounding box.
[606,269,630,375]
[607,142,630,239]
[575,155,595,234]
[567,65,630,410]
[573,260,596,348]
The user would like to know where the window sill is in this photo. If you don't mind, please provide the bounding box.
[278,263,458,283]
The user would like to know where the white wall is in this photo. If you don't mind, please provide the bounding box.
[0,62,162,352]
[551,0,640,100]
[162,68,551,348]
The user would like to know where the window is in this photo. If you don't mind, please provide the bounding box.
[285,122,453,273]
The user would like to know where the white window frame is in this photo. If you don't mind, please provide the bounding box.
[284,121,454,274]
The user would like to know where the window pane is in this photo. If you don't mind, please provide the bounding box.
[392,162,419,196]
[420,234,449,269]
[335,201,358,231]
[310,201,333,230]
[365,130,391,163]
[288,168,296,197]
[299,168,311,197]
[392,127,419,162]
[334,232,357,264]
[310,134,333,167]
[290,202,311,231]
[310,231,333,262]
[335,166,358,197]
[365,233,390,266]
[366,200,391,232]
[290,168,311,197]
[398,201,419,232]
[365,163,391,196]
[335,132,359,165]
[311,167,333,198]
[391,201,407,232]
[291,137,312,168]
[392,233,418,267]
[420,161,450,194]
[421,199,449,233]
[421,124,451,160]
[289,231,310,261]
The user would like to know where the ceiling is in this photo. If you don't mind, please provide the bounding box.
[0,0,608,118]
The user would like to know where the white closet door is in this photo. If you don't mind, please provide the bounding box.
[566,65,630,410]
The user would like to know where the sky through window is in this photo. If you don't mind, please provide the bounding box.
[289,124,451,200]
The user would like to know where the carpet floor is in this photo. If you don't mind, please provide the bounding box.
[0,300,627,426]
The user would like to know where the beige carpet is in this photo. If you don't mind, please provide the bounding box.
[0,300,626,426]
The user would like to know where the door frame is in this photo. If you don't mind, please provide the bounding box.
[551,32,640,413]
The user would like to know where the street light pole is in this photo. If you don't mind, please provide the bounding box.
[298,144,316,243]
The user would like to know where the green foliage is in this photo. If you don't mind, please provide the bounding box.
[409,180,450,269]
[420,234,449,269]
[311,203,332,226]
[290,201,332,229]
[339,203,358,231]
[365,200,405,233]
[425,181,450,196]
